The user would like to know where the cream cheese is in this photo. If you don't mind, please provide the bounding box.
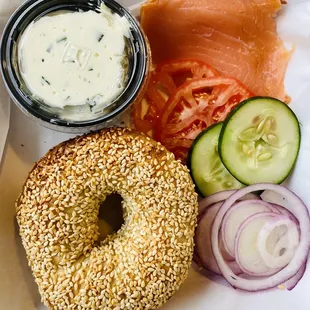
[17,5,130,109]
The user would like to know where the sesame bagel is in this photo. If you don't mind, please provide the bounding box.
[16,127,198,310]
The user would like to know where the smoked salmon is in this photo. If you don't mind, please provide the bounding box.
[141,0,291,102]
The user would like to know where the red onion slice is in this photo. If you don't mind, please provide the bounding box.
[270,203,299,223]
[198,190,236,214]
[266,204,282,215]
[198,190,260,215]
[221,200,273,258]
[281,263,307,291]
[235,212,281,276]
[195,202,242,275]
[219,230,235,262]
[211,183,310,291]
[261,190,290,210]
[196,202,223,274]
[257,216,300,269]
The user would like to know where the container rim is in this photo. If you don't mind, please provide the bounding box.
[0,0,148,129]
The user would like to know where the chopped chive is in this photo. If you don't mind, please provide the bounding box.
[66,96,70,100]
[88,68,94,71]
[97,33,104,42]
[41,76,50,85]
[57,36,67,43]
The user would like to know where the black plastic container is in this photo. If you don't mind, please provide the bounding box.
[0,0,150,133]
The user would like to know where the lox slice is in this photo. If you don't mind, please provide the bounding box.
[141,0,291,102]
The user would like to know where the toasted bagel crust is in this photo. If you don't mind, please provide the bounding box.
[16,127,198,310]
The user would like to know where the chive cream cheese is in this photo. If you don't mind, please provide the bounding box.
[17,5,130,109]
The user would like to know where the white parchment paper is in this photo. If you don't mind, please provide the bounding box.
[277,0,310,208]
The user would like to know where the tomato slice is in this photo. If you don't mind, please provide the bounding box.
[156,59,218,90]
[132,59,217,136]
[132,60,254,162]
[157,77,254,160]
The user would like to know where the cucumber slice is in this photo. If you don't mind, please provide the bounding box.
[188,123,244,197]
[219,97,301,185]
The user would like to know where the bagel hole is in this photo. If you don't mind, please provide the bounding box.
[98,193,124,241]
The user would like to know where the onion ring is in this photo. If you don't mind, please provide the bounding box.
[257,216,299,269]
[221,200,273,257]
[195,202,242,275]
[282,263,307,291]
[234,212,281,276]
[199,191,260,215]
[211,183,310,291]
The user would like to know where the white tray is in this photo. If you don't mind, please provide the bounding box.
[1,1,310,309]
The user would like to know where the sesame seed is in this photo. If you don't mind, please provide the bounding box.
[16,127,198,309]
